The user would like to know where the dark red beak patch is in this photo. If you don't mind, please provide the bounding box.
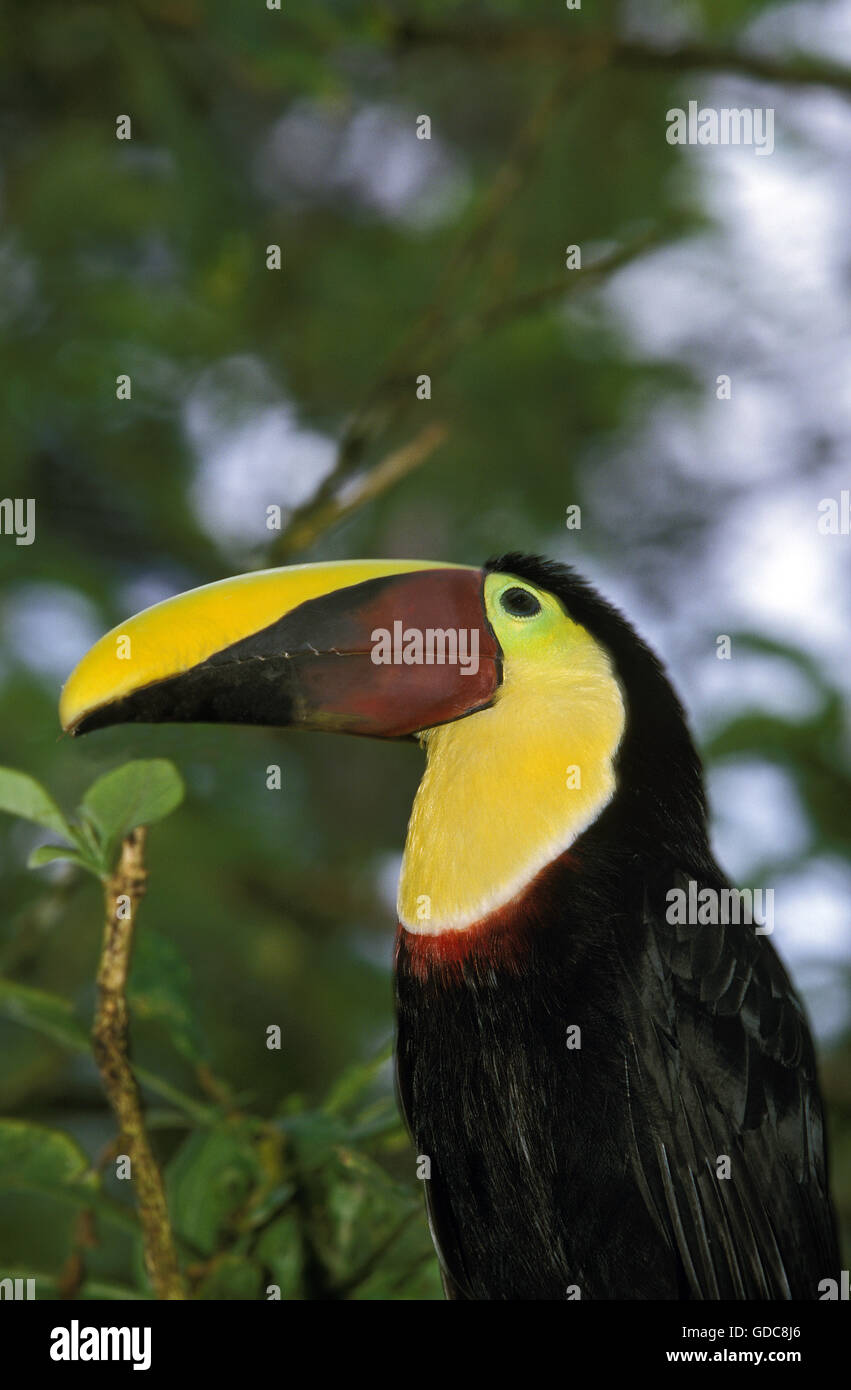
[291,567,501,737]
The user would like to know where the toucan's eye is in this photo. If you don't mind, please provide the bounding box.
[500,586,542,618]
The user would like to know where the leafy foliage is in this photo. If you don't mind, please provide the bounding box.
[0,760,184,879]
[0,763,435,1298]
[0,947,437,1299]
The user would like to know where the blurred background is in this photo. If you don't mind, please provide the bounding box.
[0,0,849,1298]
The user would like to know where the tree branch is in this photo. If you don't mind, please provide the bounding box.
[265,60,709,565]
[393,24,851,96]
[273,422,448,562]
[269,77,582,560]
[445,221,682,353]
[92,829,185,1301]
[612,38,851,94]
[271,220,677,562]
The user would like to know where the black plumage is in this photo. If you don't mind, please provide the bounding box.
[395,554,839,1300]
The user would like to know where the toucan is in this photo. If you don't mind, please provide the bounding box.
[60,553,840,1300]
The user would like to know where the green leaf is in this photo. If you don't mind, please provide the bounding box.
[0,978,90,1052]
[279,1110,348,1173]
[27,843,99,875]
[0,1119,95,1192]
[323,1037,393,1117]
[166,1127,262,1256]
[0,768,73,840]
[306,1144,420,1293]
[254,1212,304,1300]
[80,759,185,855]
[0,1124,140,1248]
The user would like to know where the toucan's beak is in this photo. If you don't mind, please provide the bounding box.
[60,560,501,740]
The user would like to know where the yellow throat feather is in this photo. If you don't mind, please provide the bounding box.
[398,572,627,933]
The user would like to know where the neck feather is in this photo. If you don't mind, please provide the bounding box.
[397,638,625,933]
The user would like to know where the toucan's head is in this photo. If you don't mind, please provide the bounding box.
[60,554,709,931]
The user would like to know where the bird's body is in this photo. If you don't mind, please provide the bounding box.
[393,556,839,1299]
[396,849,676,1300]
[396,845,836,1300]
[60,551,841,1300]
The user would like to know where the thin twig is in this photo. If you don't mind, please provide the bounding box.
[56,1209,97,1300]
[273,423,448,561]
[92,829,185,1300]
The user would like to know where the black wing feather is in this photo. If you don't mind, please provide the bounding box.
[623,873,838,1299]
